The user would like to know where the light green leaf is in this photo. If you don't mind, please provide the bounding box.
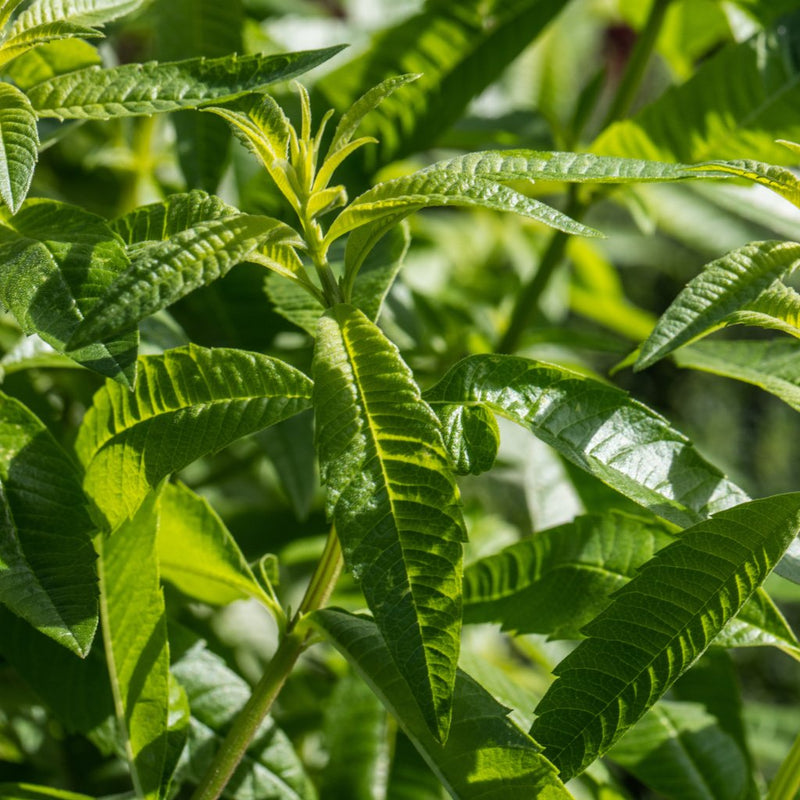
[76,344,313,529]
[635,241,800,371]
[608,701,753,800]
[0,83,38,213]
[1,38,100,91]
[315,0,567,170]
[0,0,28,31]
[0,392,97,656]
[724,280,800,338]
[8,0,146,31]
[530,493,800,780]
[593,18,800,164]
[314,608,574,800]
[313,305,465,742]
[0,785,96,800]
[673,340,800,412]
[69,213,300,348]
[435,403,499,476]
[691,159,800,208]
[424,355,749,529]
[110,189,238,244]
[28,46,344,119]
[463,512,674,638]
[320,670,389,800]
[98,491,187,800]
[0,198,137,385]
[157,481,273,607]
[327,170,601,247]
[171,628,316,800]
[0,20,100,70]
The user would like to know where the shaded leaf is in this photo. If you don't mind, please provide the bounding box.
[0,786,96,800]
[157,481,272,606]
[28,46,344,119]
[97,491,187,799]
[314,608,573,800]
[264,271,321,336]
[76,344,313,528]
[530,493,800,780]
[0,393,97,656]
[1,38,100,91]
[725,280,800,338]
[635,241,800,371]
[424,355,749,529]
[435,403,499,476]
[313,305,465,742]
[0,83,39,213]
[673,340,800,412]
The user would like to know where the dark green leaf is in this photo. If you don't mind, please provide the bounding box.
[313,305,465,742]
[76,344,313,528]
[0,83,39,213]
[530,493,800,780]
[435,403,499,476]
[425,355,748,529]
[0,392,97,656]
[314,608,573,800]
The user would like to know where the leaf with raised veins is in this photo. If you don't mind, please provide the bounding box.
[0,393,97,656]
[27,46,344,119]
[425,354,748,529]
[314,608,574,800]
[313,305,465,742]
[0,84,39,213]
[530,493,800,780]
[725,280,800,338]
[76,344,313,529]
[636,241,800,371]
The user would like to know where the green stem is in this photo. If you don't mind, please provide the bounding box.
[768,731,800,800]
[496,0,671,354]
[190,529,343,800]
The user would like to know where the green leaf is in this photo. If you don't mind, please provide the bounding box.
[0,392,97,656]
[314,608,574,800]
[0,785,96,800]
[424,355,749,529]
[76,344,313,529]
[69,213,301,348]
[725,280,800,338]
[435,403,499,476]
[97,491,187,800]
[691,158,800,208]
[0,20,101,70]
[28,46,345,119]
[463,512,674,638]
[0,199,137,385]
[1,38,101,91]
[530,493,800,781]
[110,189,237,244]
[673,340,800,412]
[327,169,601,248]
[315,0,567,170]
[157,481,273,607]
[635,241,800,371]
[313,305,465,742]
[171,628,316,800]
[320,670,389,800]
[593,17,800,164]
[8,0,146,31]
[608,701,753,800]
[0,83,39,213]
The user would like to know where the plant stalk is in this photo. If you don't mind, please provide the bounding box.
[190,528,343,800]
[768,731,800,800]
[496,0,671,354]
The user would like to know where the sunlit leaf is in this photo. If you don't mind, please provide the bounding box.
[724,280,800,338]
[531,493,800,780]
[76,344,313,528]
[0,20,100,70]
[314,608,573,800]
[0,83,39,213]
[2,38,100,91]
[313,305,465,742]
[435,403,499,476]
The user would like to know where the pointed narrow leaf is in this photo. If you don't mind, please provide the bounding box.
[76,344,313,529]
[28,46,345,119]
[98,491,187,800]
[0,393,97,656]
[0,84,38,213]
[0,786,95,800]
[157,481,273,607]
[171,629,316,799]
[314,609,574,800]
[0,21,101,70]
[69,214,300,347]
[636,241,800,371]
[725,280,800,337]
[313,305,465,742]
[1,38,101,92]
[530,493,800,780]
[425,355,749,529]
[691,159,800,208]
[673,340,800,412]
[327,171,601,245]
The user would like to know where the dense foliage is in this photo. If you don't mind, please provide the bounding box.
[1,1,800,799]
